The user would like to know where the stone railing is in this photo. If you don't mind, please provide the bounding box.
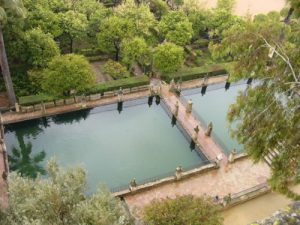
[113,162,217,197]
[17,85,149,114]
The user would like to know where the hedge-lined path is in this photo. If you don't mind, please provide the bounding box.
[160,83,227,163]
[90,61,113,83]
[125,158,270,220]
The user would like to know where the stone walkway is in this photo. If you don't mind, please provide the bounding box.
[125,158,270,219]
[161,83,227,163]
[2,90,149,124]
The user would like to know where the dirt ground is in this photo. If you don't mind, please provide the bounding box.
[90,61,113,83]
[200,0,286,16]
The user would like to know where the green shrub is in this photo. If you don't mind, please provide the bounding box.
[143,195,223,225]
[19,94,55,106]
[77,48,103,57]
[161,63,229,82]
[104,60,129,80]
[87,75,149,94]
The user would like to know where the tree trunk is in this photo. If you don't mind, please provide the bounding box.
[0,26,16,106]
[114,42,120,61]
[70,35,73,53]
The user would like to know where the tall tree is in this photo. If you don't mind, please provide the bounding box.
[211,12,300,199]
[158,11,193,46]
[153,42,184,74]
[41,54,96,97]
[0,0,25,106]
[97,16,135,61]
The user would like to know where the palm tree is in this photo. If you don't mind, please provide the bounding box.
[0,0,25,106]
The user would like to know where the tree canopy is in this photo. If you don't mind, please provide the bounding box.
[153,42,184,74]
[41,54,96,97]
[158,11,193,46]
[23,28,60,67]
[0,159,132,225]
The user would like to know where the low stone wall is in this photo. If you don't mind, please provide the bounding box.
[221,182,270,210]
[113,163,217,197]
[17,85,150,114]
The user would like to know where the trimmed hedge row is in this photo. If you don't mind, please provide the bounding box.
[161,64,229,83]
[19,94,55,106]
[87,75,150,94]
[18,75,150,106]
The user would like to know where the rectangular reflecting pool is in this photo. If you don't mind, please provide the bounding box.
[4,98,207,192]
[182,82,247,155]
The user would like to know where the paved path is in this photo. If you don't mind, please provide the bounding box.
[2,90,149,124]
[125,158,270,219]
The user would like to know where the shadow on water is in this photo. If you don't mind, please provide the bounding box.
[51,108,91,125]
[8,133,46,179]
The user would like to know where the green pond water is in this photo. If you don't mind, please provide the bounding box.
[182,82,247,155]
[4,98,206,192]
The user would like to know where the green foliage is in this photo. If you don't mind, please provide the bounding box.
[41,54,96,97]
[18,93,55,106]
[216,0,235,12]
[161,63,228,82]
[0,0,25,25]
[143,195,223,225]
[59,10,88,52]
[208,5,243,38]
[0,160,132,225]
[121,37,150,69]
[97,16,135,60]
[212,12,300,199]
[153,42,184,74]
[148,0,169,19]
[104,60,129,80]
[88,75,149,94]
[158,11,193,46]
[289,0,300,17]
[115,0,156,37]
[23,28,60,67]
[23,0,62,38]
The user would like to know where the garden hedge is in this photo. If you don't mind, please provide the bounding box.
[18,75,150,106]
[19,94,55,106]
[87,75,150,94]
[160,63,229,83]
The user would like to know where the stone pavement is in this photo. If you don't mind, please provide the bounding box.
[125,158,270,219]
[161,83,227,163]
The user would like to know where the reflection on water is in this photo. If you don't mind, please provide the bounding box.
[8,133,46,178]
[5,99,204,191]
[51,108,91,125]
